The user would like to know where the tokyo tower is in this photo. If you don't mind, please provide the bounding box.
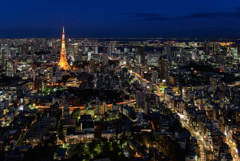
[58,25,70,70]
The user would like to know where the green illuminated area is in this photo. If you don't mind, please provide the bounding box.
[68,139,128,160]
[42,87,63,97]
[42,87,52,95]
[159,86,166,93]
[28,104,38,110]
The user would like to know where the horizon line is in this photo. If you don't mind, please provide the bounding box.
[0,37,240,41]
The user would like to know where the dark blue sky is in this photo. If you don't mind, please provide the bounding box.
[1,0,240,38]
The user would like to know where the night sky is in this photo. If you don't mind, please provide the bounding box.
[1,0,240,38]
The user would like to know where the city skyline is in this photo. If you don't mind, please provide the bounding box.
[1,1,240,161]
[1,0,240,38]
[0,31,240,161]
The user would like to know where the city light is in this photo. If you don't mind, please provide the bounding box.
[0,10,239,161]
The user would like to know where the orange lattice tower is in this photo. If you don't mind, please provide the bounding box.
[58,25,70,70]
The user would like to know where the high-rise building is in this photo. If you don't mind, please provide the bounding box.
[137,55,142,65]
[72,43,79,60]
[136,90,144,109]
[159,59,169,83]
[58,25,71,70]
[213,43,219,56]
[107,42,115,55]
[88,52,92,61]
[165,43,172,61]
[180,47,184,58]
[6,60,14,77]
[102,53,108,66]
[144,94,151,115]
[51,66,62,83]
[102,101,107,114]
[192,51,197,60]
[138,46,145,65]
[94,46,98,54]
[1,44,8,70]
[204,42,209,55]
[84,46,89,53]
[63,100,70,118]
[95,97,101,115]
[152,69,158,84]
[124,48,129,53]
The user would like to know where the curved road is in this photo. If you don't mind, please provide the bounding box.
[180,118,208,161]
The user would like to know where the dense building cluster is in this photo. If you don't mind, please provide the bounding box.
[1,27,240,161]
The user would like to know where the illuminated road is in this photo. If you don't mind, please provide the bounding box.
[229,82,240,87]
[115,58,238,160]
[217,84,239,160]
[224,81,240,160]
[108,56,113,60]
[46,58,208,160]
[219,128,239,161]
[36,99,136,110]
[108,56,122,61]
[132,72,163,96]
[132,66,209,160]
[179,117,208,161]
[132,71,178,96]
[226,140,239,161]
[131,69,209,160]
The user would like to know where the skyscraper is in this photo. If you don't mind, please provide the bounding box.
[1,44,8,70]
[136,90,144,109]
[6,60,14,77]
[107,42,115,55]
[138,46,145,65]
[144,94,151,115]
[102,53,108,66]
[58,25,71,70]
[159,59,169,83]
[94,46,98,54]
[165,43,172,61]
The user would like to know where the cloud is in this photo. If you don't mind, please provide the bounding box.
[183,7,240,19]
[120,6,240,22]
[235,7,240,12]
[183,13,218,19]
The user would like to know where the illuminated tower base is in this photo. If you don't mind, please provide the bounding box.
[58,53,70,70]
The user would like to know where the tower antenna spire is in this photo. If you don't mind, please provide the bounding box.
[63,22,65,33]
